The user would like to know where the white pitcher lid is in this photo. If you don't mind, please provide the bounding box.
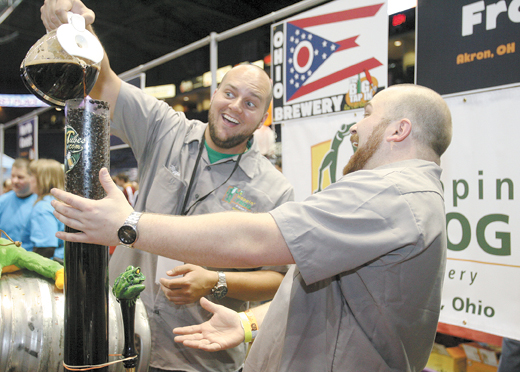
[56,13,103,64]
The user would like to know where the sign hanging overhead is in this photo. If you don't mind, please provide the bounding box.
[417,0,520,95]
[17,116,38,160]
[439,86,520,341]
[271,0,388,123]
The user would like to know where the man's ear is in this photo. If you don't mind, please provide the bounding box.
[209,88,220,105]
[388,118,412,143]
[258,111,269,129]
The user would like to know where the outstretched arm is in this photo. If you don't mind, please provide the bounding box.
[173,297,271,351]
[51,168,295,269]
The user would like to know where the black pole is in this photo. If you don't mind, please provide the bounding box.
[120,299,138,370]
[63,98,110,371]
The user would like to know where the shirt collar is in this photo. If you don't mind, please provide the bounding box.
[184,124,260,179]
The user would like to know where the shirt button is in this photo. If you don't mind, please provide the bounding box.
[206,166,211,171]
[154,310,160,315]
[194,194,199,199]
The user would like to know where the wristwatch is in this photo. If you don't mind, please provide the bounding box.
[117,211,143,248]
[211,271,228,299]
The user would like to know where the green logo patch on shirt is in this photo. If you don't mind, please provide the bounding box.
[222,186,256,212]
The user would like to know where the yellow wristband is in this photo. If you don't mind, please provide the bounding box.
[244,309,258,340]
[238,312,253,343]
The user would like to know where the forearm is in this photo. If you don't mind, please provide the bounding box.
[51,170,294,269]
[249,301,271,329]
[224,270,284,302]
[86,25,121,120]
[134,211,294,268]
[238,301,271,341]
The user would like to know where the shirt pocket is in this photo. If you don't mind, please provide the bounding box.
[144,165,186,215]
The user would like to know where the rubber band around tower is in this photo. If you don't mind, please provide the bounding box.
[63,355,138,370]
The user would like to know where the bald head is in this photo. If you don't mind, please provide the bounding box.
[376,84,452,158]
[219,65,273,112]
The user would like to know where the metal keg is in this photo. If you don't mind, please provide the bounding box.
[0,270,151,372]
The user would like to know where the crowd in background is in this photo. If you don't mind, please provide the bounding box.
[0,158,64,262]
[0,158,139,262]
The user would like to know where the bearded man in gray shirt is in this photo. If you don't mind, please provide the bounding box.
[53,84,452,371]
[41,2,294,372]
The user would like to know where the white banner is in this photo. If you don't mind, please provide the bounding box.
[279,0,520,341]
[271,0,388,123]
[282,110,361,202]
[276,0,388,201]
[439,84,520,340]
[283,85,520,338]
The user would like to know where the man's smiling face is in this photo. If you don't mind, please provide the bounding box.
[206,65,271,154]
[342,92,394,175]
[11,165,32,197]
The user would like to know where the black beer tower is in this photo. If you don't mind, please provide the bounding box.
[63,98,110,371]
[21,13,119,371]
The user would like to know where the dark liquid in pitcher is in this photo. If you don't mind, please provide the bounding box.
[21,60,100,107]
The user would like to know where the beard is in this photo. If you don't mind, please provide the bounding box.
[342,119,389,175]
[207,110,257,150]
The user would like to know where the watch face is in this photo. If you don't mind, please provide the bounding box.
[118,225,137,245]
[213,285,228,300]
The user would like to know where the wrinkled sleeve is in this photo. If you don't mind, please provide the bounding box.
[111,82,186,161]
[269,172,420,285]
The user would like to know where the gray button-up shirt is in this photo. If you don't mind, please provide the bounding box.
[109,82,294,372]
[246,160,446,372]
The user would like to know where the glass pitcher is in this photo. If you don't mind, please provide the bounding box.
[20,13,104,108]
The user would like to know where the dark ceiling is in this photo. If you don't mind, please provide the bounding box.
[0,0,326,125]
[0,1,414,163]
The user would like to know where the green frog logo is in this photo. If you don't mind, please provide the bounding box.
[112,266,146,305]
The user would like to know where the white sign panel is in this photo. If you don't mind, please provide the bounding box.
[440,85,520,340]
[282,109,361,202]
[271,0,388,123]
